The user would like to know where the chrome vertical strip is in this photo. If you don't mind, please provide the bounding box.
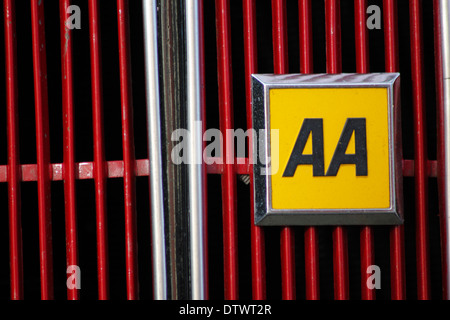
[185,0,207,300]
[142,0,167,300]
[439,0,450,300]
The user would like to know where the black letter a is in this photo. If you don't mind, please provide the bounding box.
[283,119,325,177]
[326,118,368,176]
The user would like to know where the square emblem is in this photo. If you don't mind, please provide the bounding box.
[252,73,403,226]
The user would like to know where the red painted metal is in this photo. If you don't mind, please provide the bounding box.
[89,0,109,300]
[434,0,449,300]
[117,0,139,300]
[31,0,54,300]
[354,0,375,301]
[4,0,24,301]
[60,0,80,301]
[403,160,437,178]
[410,0,431,300]
[355,0,369,74]
[325,0,342,74]
[325,0,349,300]
[272,0,296,300]
[299,0,313,74]
[299,0,320,301]
[0,159,438,184]
[360,226,375,299]
[215,0,239,300]
[383,0,406,300]
[243,0,266,300]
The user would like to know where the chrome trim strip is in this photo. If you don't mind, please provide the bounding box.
[185,0,206,300]
[439,0,450,300]
[143,0,167,300]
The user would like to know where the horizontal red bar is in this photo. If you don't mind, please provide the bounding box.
[0,158,437,182]
[403,159,437,178]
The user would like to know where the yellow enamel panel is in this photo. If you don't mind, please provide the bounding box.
[269,87,390,210]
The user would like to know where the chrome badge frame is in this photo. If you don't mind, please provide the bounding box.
[252,73,403,226]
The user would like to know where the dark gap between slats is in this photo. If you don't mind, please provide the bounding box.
[76,180,98,300]
[50,181,66,300]
[16,2,36,165]
[422,1,438,162]
[72,0,94,163]
[403,177,418,299]
[135,176,152,300]
[0,0,6,166]
[0,184,9,299]
[207,174,225,300]
[129,0,147,161]
[106,178,126,299]
[99,1,122,162]
[204,0,224,300]
[21,182,40,299]
[397,0,414,161]
[44,0,63,165]
[428,178,443,300]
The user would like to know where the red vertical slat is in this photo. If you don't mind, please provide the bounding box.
[4,0,24,300]
[272,0,296,300]
[355,0,369,73]
[325,0,342,73]
[117,0,139,300]
[325,0,349,300]
[89,0,109,300]
[243,0,266,300]
[60,0,79,300]
[215,0,239,300]
[299,0,313,74]
[409,0,431,300]
[299,0,320,301]
[383,0,406,300]
[354,0,376,301]
[31,0,54,300]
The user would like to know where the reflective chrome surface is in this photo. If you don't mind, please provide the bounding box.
[185,0,207,300]
[143,0,167,300]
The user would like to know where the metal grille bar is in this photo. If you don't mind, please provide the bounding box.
[31,0,54,300]
[88,0,109,300]
[186,0,207,300]
[215,0,239,300]
[0,158,439,182]
[410,0,431,300]
[117,0,139,300]
[59,0,79,301]
[143,0,167,300]
[4,0,23,301]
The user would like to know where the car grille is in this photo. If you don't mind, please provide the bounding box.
[0,0,447,300]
